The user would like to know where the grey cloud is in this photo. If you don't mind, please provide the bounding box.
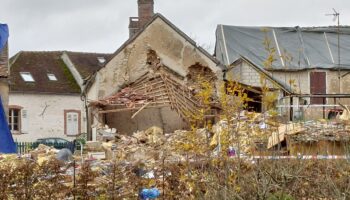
[1,0,349,56]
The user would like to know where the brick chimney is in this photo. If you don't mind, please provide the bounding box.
[129,0,154,38]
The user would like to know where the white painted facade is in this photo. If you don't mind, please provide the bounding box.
[9,93,85,142]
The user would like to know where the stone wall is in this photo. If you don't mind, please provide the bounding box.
[90,16,222,100]
[88,16,222,135]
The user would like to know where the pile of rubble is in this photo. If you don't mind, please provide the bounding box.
[288,120,350,142]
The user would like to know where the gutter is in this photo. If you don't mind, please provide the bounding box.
[80,72,97,141]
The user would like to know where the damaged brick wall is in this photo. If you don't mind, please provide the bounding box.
[186,63,217,89]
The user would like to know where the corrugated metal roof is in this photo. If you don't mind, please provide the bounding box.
[215,25,350,71]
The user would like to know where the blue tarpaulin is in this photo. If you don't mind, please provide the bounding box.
[0,96,16,153]
[0,24,9,52]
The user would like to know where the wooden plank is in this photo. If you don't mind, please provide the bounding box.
[132,79,164,90]
[99,104,170,114]
[131,102,151,119]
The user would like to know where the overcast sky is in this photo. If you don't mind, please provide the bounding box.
[1,0,349,56]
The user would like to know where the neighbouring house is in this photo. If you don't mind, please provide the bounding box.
[215,25,350,120]
[9,51,110,142]
[0,24,10,117]
[87,0,224,138]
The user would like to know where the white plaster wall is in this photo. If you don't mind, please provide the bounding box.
[271,71,310,94]
[271,70,350,96]
[9,93,85,142]
[230,62,349,98]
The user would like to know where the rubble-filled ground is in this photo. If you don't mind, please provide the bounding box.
[1,153,350,199]
[1,119,350,199]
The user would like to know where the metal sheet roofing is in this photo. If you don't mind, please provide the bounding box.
[215,25,350,71]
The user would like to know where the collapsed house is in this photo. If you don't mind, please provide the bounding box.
[215,25,350,121]
[87,1,223,138]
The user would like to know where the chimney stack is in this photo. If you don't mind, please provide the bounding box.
[129,0,154,38]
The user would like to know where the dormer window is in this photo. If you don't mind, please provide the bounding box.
[97,57,106,64]
[47,73,57,81]
[20,72,34,82]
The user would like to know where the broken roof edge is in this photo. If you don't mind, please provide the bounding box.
[237,56,293,94]
[9,90,81,95]
[103,13,225,71]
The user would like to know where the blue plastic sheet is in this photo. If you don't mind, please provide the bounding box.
[0,24,9,52]
[140,188,160,199]
[0,96,16,153]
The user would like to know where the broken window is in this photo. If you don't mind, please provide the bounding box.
[9,108,20,133]
[47,73,57,81]
[20,72,35,82]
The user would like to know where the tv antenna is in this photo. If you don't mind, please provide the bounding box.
[326,8,341,94]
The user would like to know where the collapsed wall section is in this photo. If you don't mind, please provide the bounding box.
[89,16,223,136]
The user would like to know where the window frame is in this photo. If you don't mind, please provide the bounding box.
[20,72,35,82]
[64,109,81,136]
[47,73,58,81]
[8,106,22,134]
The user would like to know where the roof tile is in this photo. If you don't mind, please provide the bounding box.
[10,51,81,94]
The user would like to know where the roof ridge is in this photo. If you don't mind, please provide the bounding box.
[65,51,112,55]
[219,24,350,28]
[19,50,65,54]
[15,50,112,55]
